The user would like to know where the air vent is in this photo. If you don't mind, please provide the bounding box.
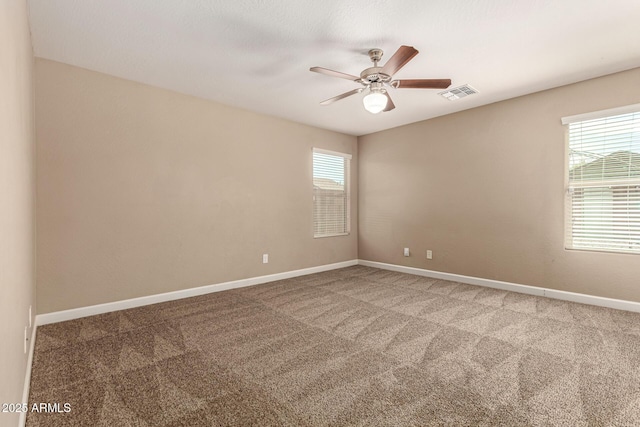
[439,84,478,101]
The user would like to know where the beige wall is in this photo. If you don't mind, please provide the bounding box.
[36,59,357,314]
[359,68,640,302]
[32,55,640,314]
[0,0,35,423]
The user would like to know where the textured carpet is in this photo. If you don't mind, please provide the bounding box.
[27,266,640,426]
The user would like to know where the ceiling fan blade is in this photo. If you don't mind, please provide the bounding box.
[392,79,452,89]
[383,92,395,112]
[310,67,360,81]
[319,88,364,105]
[380,45,419,77]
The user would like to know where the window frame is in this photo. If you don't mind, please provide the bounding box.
[562,103,640,255]
[312,148,352,239]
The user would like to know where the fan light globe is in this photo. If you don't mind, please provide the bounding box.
[363,91,387,114]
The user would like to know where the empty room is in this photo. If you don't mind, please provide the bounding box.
[3,0,640,426]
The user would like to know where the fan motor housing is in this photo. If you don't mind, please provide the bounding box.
[360,67,392,84]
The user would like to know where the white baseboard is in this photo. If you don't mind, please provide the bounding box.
[19,324,37,427]
[358,259,640,313]
[35,260,358,326]
[35,257,640,327]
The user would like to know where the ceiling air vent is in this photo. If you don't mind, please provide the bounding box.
[439,84,478,101]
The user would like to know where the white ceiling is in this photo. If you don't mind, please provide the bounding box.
[28,0,640,136]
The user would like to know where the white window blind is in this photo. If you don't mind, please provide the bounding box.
[564,108,640,254]
[312,148,351,238]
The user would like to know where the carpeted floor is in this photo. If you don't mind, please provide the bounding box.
[27,265,640,426]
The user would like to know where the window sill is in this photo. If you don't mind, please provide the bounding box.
[314,232,350,239]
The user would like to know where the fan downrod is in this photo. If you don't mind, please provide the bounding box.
[361,49,390,84]
[368,49,383,65]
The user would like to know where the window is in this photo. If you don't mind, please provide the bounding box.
[562,104,640,254]
[312,148,351,238]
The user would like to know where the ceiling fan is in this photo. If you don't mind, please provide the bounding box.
[310,45,451,114]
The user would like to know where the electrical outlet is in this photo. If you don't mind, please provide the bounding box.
[427,250,433,260]
[24,326,28,354]
[403,248,410,257]
[262,254,269,264]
